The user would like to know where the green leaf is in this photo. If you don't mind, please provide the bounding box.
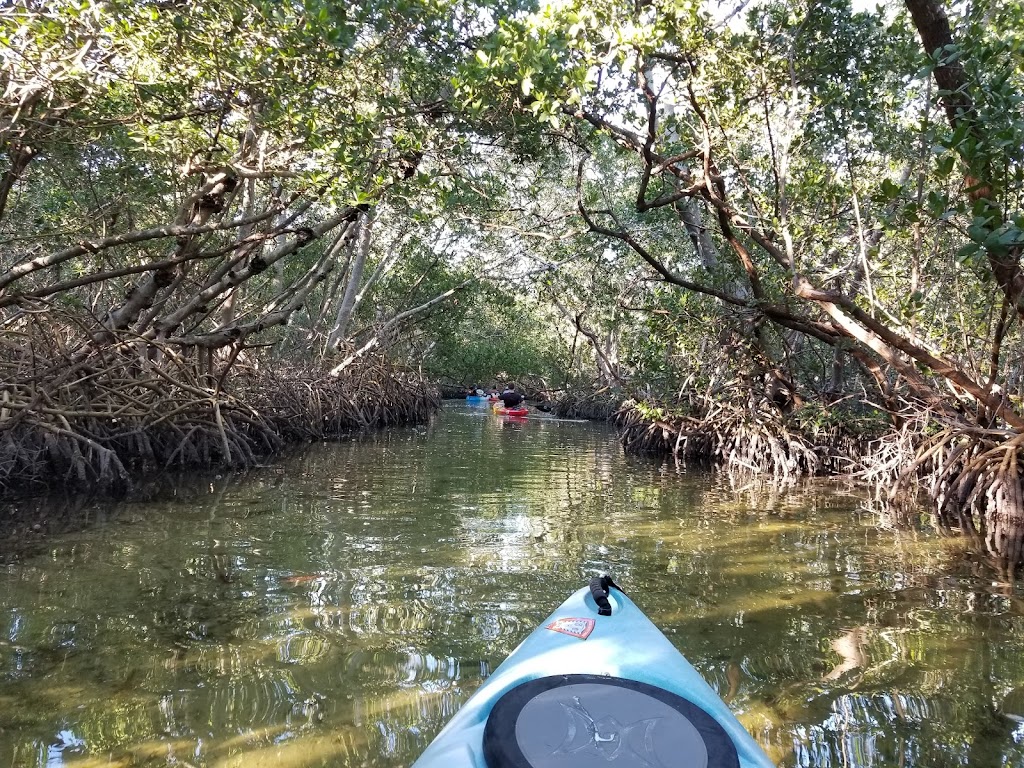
[956,243,980,263]
[878,178,902,200]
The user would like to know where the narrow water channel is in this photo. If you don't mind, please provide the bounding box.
[2,403,1024,767]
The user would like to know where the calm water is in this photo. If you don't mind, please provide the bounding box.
[3,403,1024,767]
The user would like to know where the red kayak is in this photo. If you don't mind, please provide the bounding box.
[492,405,529,417]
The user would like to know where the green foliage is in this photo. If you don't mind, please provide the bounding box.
[422,294,565,386]
[6,0,1024,433]
[449,0,1024,425]
[0,0,534,359]
[790,399,889,439]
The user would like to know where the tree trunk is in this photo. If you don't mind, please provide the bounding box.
[0,144,37,223]
[328,278,472,375]
[328,209,375,350]
[904,0,1024,320]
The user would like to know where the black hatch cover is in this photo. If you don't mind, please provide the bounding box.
[482,674,740,768]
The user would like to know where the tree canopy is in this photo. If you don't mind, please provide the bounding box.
[4,0,1024,559]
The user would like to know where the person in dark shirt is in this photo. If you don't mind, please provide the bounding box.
[499,384,524,408]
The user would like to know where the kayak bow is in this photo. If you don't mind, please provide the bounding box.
[412,578,775,767]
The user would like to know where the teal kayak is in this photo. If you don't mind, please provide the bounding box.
[412,578,775,768]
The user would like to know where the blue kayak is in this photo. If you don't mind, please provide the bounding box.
[412,578,775,768]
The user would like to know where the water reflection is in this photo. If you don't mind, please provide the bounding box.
[1,405,1024,766]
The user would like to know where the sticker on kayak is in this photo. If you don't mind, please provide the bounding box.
[545,617,596,640]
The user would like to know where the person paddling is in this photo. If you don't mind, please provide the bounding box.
[499,384,524,409]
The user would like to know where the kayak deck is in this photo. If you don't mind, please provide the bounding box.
[412,583,774,767]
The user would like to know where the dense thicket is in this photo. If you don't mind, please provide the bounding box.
[444,0,1024,570]
[0,0,534,491]
[4,0,1024,567]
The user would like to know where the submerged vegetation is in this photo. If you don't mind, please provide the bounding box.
[3,0,1024,567]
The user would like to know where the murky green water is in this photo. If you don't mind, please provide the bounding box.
[3,403,1024,767]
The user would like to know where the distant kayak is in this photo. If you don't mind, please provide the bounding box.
[491,404,528,417]
[412,578,775,768]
